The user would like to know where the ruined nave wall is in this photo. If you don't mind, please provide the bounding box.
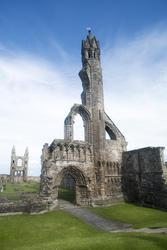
[122,147,167,210]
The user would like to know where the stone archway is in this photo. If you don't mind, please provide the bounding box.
[59,174,76,203]
[52,166,90,206]
[64,104,92,144]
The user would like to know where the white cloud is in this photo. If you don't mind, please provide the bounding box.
[0,26,167,176]
[0,50,81,176]
[102,27,167,159]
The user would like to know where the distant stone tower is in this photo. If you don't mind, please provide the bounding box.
[40,30,127,205]
[10,146,29,183]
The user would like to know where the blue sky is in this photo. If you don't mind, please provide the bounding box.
[0,0,167,175]
[1,0,167,59]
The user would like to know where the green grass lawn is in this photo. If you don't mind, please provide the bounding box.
[0,182,40,194]
[0,182,40,201]
[0,209,167,250]
[89,203,167,229]
[1,189,167,250]
[58,187,75,203]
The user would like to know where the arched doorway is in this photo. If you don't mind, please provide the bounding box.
[58,174,76,203]
[53,166,90,206]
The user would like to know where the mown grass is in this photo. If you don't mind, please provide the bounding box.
[89,203,167,229]
[58,187,75,203]
[0,209,167,250]
[0,182,40,194]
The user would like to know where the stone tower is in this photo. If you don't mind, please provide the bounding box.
[10,146,29,183]
[40,31,127,205]
[80,30,105,161]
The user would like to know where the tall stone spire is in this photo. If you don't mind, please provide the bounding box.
[24,147,29,157]
[79,30,105,160]
[11,145,16,155]
[81,29,100,65]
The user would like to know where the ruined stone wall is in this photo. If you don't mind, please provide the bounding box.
[92,160,123,205]
[40,140,95,206]
[0,174,10,182]
[122,147,167,210]
[163,162,167,179]
[104,161,122,197]
[40,32,127,206]
[27,176,40,183]
[10,147,29,183]
[105,139,126,162]
[0,193,49,213]
[49,140,93,163]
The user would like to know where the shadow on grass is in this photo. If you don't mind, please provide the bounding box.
[117,232,167,250]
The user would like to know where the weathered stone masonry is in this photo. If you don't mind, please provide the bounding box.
[122,147,167,210]
[40,31,167,209]
[1,31,167,214]
[10,146,29,183]
[40,31,127,206]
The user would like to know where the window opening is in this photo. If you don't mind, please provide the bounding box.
[17,159,22,166]
[105,126,116,140]
[73,114,84,141]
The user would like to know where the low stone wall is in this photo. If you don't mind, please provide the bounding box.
[163,162,167,179]
[0,193,51,214]
[92,195,125,206]
[27,176,40,183]
[122,147,167,210]
[0,174,10,182]
[0,175,40,184]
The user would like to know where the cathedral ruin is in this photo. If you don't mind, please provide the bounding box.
[40,30,127,205]
[0,31,167,214]
[10,146,29,183]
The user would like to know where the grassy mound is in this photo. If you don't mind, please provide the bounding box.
[89,203,167,229]
[0,209,167,250]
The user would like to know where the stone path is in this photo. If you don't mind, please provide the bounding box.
[65,207,131,231]
[57,199,78,209]
[58,199,167,233]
